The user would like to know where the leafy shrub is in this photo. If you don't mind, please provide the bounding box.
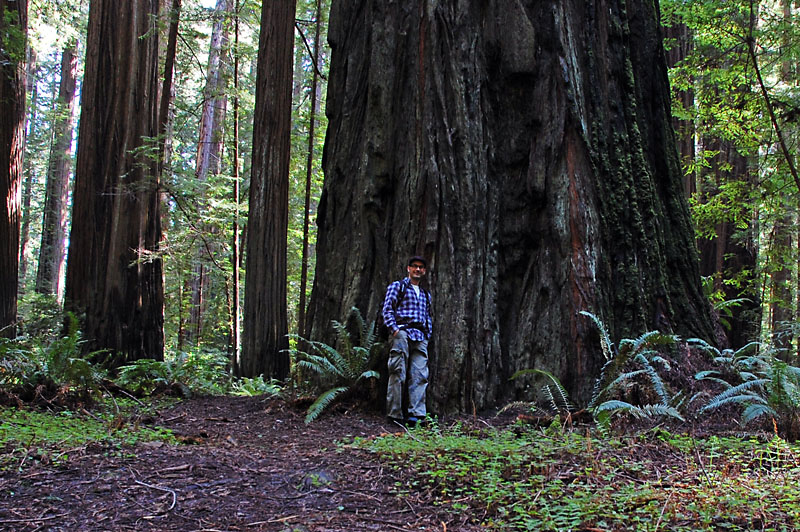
[287,307,381,423]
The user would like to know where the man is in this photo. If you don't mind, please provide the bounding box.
[382,255,433,425]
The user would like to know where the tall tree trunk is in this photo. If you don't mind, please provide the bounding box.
[187,0,232,345]
[36,43,78,298]
[238,0,296,379]
[18,46,37,296]
[65,0,165,365]
[0,0,27,337]
[297,0,322,338]
[307,0,715,412]
[229,0,241,360]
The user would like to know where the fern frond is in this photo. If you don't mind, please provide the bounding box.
[304,387,348,424]
[600,369,648,395]
[331,320,353,354]
[650,355,671,371]
[700,393,768,413]
[588,358,614,408]
[357,369,380,381]
[510,368,572,412]
[579,311,613,361]
[310,341,349,378]
[635,356,668,406]
[497,401,534,415]
[297,354,342,378]
[687,337,718,356]
[741,403,776,424]
[594,400,684,421]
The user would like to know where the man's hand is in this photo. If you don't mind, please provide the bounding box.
[392,329,399,338]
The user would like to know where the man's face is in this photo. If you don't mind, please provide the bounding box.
[408,261,426,281]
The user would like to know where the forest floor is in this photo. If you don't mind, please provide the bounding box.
[4,391,800,532]
[0,395,482,532]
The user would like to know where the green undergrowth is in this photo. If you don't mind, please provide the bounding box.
[351,420,800,531]
[0,398,176,471]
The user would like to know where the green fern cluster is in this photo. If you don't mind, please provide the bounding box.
[581,311,684,425]
[115,348,231,397]
[0,313,105,398]
[232,375,283,397]
[287,307,381,423]
[691,339,800,430]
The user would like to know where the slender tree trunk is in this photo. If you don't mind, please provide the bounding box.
[308,0,715,412]
[230,0,241,360]
[36,43,78,298]
[238,0,296,379]
[65,0,165,364]
[297,0,322,338]
[187,0,232,345]
[17,46,37,296]
[0,0,27,337]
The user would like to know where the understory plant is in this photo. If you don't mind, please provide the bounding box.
[287,306,381,423]
[502,368,573,422]
[115,348,231,397]
[0,313,106,401]
[692,338,800,438]
[581,311,685,425]
[232,375,283,397]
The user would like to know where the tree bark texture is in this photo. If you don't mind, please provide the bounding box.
[238,0,296,379]
[36,44,78,298]
[65,0,165,364]
[0,0,27,336]
[308,0,715,412]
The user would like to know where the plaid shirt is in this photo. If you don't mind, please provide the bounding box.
[382,278,432,341]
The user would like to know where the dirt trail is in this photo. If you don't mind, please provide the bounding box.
[0,396,480,531]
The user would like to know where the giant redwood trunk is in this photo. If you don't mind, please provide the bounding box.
[0,0,26,336]
[37,43,78,298]
[238,0,296,379]
[307,0,715,412]
[65,0,165,364]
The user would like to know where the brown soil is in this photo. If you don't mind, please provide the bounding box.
[0,396,482,532]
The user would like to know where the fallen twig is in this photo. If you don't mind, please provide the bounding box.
[0,512,70,524]
[134,479,178,512]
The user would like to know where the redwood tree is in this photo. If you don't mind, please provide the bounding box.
[307,0,715,412]
[184,0,232,346]
[237,0,296,378]
[36,42,78,298]
[0,0,27,336]
[65,0,166,363]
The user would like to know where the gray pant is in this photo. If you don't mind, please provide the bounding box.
[387,330,428,419]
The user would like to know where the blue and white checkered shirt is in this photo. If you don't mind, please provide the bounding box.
[382,278,432,341]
